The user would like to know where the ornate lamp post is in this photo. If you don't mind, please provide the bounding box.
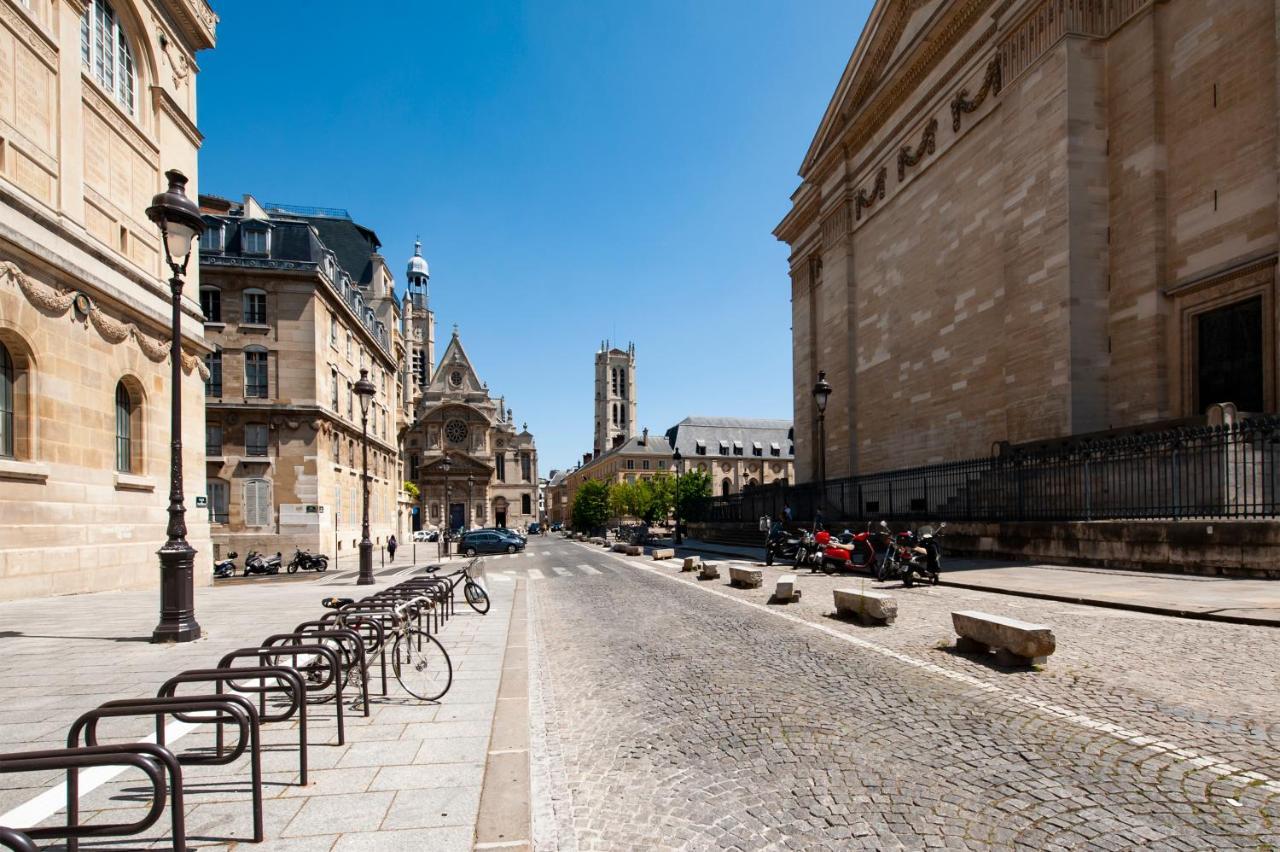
[441,454,453,557]
[145,170,206,644]
[354,368,376,585]
[467,475,474,530]
[672,448,684,545]
[812,370,832,525]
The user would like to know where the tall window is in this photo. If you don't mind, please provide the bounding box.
[205,350,222,397]
[496,453,506,482]
[333,434,340,463]
[205,423,222,456]
[244,349,268,398]
[114,381,132,473]
[522,454,532,481]
[330,316,338,346]
[200,287,221,322]
[244,478,271,526]
[0,342,12,459]
[242,289,266,324]
[721,478,731,498]
[331,369,339,409]
[522,494,532,515]
[347,383,353,419]
[81,0,135,115]
[245,423,268,457]
[206,480,228,524]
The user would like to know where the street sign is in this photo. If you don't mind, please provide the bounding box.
[195,495,207,508]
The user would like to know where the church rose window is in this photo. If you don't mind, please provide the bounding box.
[450,370,463,387]
[445,419,468,444]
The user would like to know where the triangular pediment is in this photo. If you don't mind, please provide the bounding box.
[428,331,487,396]
[800,0,948,175]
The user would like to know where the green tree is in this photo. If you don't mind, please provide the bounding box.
[571,479,612,532]
[639,474,675,525]
[403,480,420,501]
[609,480,641,521]
[674,469,713,523]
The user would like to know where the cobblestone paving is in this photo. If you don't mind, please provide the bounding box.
[529,540,1280,851]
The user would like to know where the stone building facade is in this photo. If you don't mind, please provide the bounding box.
[560,429,674,521]
[404,330,539,532]
[776,0,1280,481]
[0,0,217,601]
[594,341,636,456]
[198,195,404,561]
[665,417,796,498]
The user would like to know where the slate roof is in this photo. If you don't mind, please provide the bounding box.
[665,416,795,459]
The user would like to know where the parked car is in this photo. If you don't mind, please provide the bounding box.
[411,529,437,543]
[527,522,542,535]
[550,522,563,532]
[457,529,525,556]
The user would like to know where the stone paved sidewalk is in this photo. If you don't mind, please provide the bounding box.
[0,564,514,850]
[678,537,1280,625]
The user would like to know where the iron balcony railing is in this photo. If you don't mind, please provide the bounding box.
[703,415,1280,524]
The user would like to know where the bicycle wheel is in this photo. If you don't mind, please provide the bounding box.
[392,629,453,702]
[464,581,490,614]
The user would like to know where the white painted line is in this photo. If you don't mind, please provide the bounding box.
[502,570,518,575]
[527,568,545,580]
[0,719,199,829]
[580,542,1280,796]
[490,575,512,583]
[577,564,602,575]
[551,567,571,577]
[525,551,535,558]
[541,551,551,556]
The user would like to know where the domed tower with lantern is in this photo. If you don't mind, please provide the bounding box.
[403,239,436,415]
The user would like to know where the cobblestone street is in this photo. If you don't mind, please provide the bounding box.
[528,540,1280,850]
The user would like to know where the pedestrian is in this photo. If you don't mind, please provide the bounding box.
[783,502,793,524]
[387,534,398,562]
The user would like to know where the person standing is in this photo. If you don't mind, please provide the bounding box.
[783,503,793,524]
[387,534,398,563]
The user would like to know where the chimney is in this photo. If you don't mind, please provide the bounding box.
[641,427,648,445]
[583,452,592,466]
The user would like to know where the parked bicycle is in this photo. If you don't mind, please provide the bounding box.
[321,594,453,702]
[424,557,490,614]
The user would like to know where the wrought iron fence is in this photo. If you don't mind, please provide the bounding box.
[703,416,1280,524]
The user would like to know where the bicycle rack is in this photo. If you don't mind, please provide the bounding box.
[0,827,36,852]
[0,743,184,852]
[261,630,370,718]
[218,645,346,745]
[67,695,263,845]
[158,667,308,785]
[299,617,387,697]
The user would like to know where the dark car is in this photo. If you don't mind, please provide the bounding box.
[458,529,525,556]
[527,523,542,535]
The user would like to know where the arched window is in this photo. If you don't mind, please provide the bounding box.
[721,478,731,498]
[114,380,133,472]
[0,342,12,458]
[243,478,272,526]
[81,0,136,115]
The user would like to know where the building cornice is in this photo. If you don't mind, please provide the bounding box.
[151,85,204,148]
[157,0,218,52]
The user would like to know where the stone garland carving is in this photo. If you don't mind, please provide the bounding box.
[1,260,209,380]
[854,167,888,221]
[897,118,938,181]
[950,57,1002,132]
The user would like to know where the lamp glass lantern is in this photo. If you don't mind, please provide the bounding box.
[146,170,205,270]
[812,370,832,415]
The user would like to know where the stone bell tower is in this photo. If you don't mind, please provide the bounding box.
[594,341,637,456]
[403,239,436,412]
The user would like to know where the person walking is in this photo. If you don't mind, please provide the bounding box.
[387,534,398,563]
[783,503,793,524]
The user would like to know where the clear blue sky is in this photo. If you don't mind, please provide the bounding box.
[198,0,871,473]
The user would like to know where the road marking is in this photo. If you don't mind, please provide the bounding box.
[578,542,1280,797]
[577,564,602,575]
[551,566,571,577]
[0,719,199,829]
[502,570,518,575]
[490,575,512,583]
[527,568,545,580]
[541,551,551,556]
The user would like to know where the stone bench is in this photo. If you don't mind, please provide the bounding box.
[952,610,1056,667]
[699,562,720,580]
[833,589,897,626]
[681,556,701,572]
[729,566,763,589]
[651,548,675,560]
[773,574,801,603]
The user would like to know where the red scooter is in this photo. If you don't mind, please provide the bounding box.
[816,525,877,575]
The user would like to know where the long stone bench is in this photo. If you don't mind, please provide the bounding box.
[681,556,701,572]
[729,566,763,589]
[699,562,720,580]
[651,548,675,560]
[833,589,897,626]
[952,610,1056,667]
[773,574,801,603]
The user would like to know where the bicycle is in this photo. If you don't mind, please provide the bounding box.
[321,594,453,702]
[424,557,490,615]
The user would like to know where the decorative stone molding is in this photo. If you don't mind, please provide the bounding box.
[82,83,160,158]
[854,167,888,221]
[998,0,1153,86]
[897,118,938,181]
[820,202,851,246]
[162,0,218,51]
[0,260,208,379]
[0,0,58,70]
[950,56,1002,133]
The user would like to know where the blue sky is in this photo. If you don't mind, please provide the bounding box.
[198,0,871,473]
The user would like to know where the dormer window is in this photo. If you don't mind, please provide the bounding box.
[242,228,269,255]
[82,0,136,116]
[199,225,224,253]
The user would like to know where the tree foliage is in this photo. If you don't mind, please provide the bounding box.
[674,469,713,522]
[608,475,676,525]
[571,479,612,532]
[403,480,420,500]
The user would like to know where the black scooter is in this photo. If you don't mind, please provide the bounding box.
[213,551,238,579]
[286,549,329,574]
[763,523,804,566]
[243,550,281,576]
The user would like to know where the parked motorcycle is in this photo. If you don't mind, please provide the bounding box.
[286,549,329,574]
[792,529,826,572]
[901,523,944,587]
[819,525,878,575]
[213,551,238,579]
[764,522,804,566]
[243,550,281,576]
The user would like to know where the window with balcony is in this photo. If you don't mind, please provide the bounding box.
[199,287,221,323]
[205,350,222,397]
[242,289,267,325]
[206,479,228,524]
[244,348,268,398]
[245,423,268,457]
[205,424,222,456]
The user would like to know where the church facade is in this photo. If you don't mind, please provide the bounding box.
[777,0,1280,481]
[403,330,539,532]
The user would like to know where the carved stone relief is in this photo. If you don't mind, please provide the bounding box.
[855,167,888,221]
[897,118,938,181]
[950,57,1002,133]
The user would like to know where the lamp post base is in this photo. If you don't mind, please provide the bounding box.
[357,540,374,585]
[152,541,201,643]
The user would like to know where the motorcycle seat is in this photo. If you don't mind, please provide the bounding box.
[321,597,355,610]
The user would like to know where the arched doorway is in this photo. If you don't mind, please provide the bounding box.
[493,496,509,529]
[721,478,731,497]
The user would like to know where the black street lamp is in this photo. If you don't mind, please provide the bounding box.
[672,448,684,545]
[812,370,832,525]
[354,368,376,585]
[467,475,474,530]
[441,454,453,557]
[145,170,206,644]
